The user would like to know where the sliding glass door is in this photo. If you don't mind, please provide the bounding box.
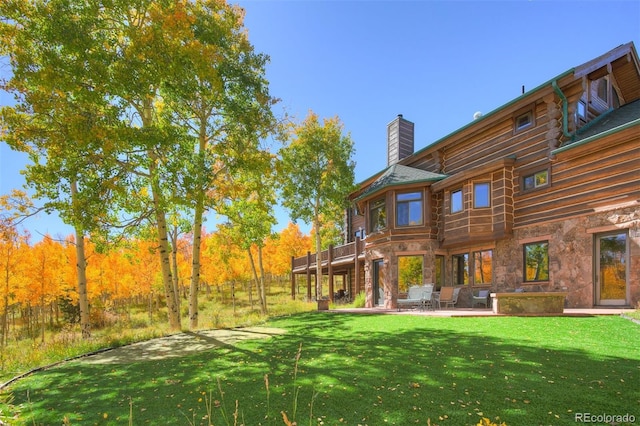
[595,232,628,306]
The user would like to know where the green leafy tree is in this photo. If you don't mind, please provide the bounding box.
[0,0,191,330]
[279,112,356,298]
[0,0,132,337]
[158,0,278,328]
[2,0,278,331]
[218,149,278,314]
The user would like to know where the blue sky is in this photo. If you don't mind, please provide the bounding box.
[1,0,639,240]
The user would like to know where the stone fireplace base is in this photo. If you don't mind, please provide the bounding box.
[491,292,568,315]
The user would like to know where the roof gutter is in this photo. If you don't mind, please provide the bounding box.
[407,69,574,160]
[551,79,574,139]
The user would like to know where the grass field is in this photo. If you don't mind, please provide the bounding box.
[5,312,640,425]
[0,290,315,384]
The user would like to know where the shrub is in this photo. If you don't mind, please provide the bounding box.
[352,291,366,308]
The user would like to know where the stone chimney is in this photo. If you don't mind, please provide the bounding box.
[387,114,414,166]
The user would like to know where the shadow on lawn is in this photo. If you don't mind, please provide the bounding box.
[9,313,640,426]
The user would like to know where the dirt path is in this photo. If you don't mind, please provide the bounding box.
[80,326,286,365]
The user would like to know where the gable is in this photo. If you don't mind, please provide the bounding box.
[575,42,640,104]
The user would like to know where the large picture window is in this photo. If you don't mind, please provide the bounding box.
[396,191,423,227]
[473,250,493,284]
[524,241,549,281]
[369,198,386,232]
[398,255,424,293]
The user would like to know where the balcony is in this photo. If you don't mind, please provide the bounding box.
[290,239,365,301]
[292,240,364,274]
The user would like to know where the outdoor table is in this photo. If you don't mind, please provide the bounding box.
[421,294,435,311]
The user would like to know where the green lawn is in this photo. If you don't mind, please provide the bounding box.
[7,313,640,425]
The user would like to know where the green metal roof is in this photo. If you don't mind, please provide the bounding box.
[355,164,447,201]
[409,43,639,158]
[410,68,575,157]
[569,98,640,143]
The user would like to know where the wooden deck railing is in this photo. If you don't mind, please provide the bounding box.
[292,256,309,269]
[334,241,356,259]
[291,240,362,271]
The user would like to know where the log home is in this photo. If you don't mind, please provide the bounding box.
[292,42,640,309]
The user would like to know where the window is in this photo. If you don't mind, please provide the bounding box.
[474,182,490,208]
[452,253,469,285]
[515,110,533,131]
[396,191,423,226]
[576,100,586,121]
[597,77,608,102]
[369,198,386,232]
[473,250,493,284]
[523,170,548,191]
[451,189,463,213]
[398,255,423,293]
[524,241,549,282]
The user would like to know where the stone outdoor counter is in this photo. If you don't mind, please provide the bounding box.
[491,292,568,315]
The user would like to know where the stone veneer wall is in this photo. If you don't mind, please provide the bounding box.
[364,238,440,309]
[496,205,639,308]
[363,205,639,309]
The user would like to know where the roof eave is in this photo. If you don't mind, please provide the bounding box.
[411,69,575,163]
[354,176,446,203]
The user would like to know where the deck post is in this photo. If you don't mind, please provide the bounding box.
[354,236,361,297]
[306,251,312,301]
[328,244,334,302]
[291,256,296,300]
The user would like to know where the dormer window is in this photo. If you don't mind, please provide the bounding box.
[597,77,608,102]
[576,100,586,122]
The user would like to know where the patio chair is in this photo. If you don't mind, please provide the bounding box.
[398,285,424,310]
[434,287,454,309]
[422,285,434,310]
[472,290,490,308]
[435,287,461,309]
[451,287,461,307]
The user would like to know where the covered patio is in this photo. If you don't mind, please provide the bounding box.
[324,306,637,318]
[290,237,365,302]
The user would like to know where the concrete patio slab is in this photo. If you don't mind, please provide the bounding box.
[329,307,636,317]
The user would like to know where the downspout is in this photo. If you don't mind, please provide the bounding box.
[551,80,573,139]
